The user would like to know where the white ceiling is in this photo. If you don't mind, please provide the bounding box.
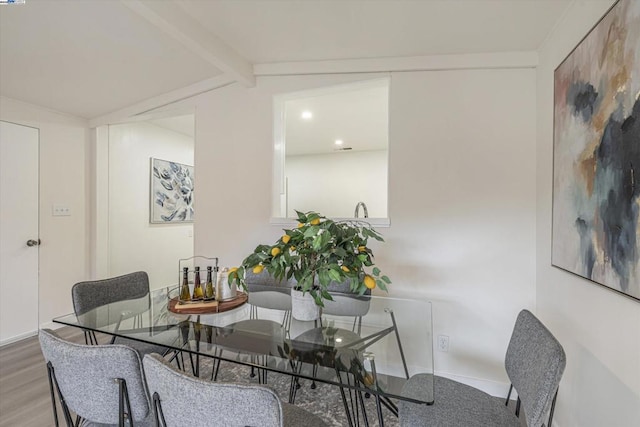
[0,0,572,120]
[285,80,388,156]
[149,114,195,138]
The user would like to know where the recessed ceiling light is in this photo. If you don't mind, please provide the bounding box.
[334,139,344,146]
[301,111,313,120]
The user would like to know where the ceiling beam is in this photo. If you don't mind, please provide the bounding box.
[89,75,235,127]
[254,51,538,76]
[121,0,255,88]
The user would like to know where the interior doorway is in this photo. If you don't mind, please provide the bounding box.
[98,113,195,290]
[0,121,39,344]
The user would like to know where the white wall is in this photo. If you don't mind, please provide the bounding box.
[536,1,640,426]
[163,66,537,394]
[0,97,89,328]
[388,69,537,388]
[108,121,194,289]
[286,149,388,218]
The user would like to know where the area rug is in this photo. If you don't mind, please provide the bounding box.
[195,354,400,427]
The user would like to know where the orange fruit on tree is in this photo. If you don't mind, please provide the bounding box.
[364,274,376,289]
[310,218,320,225]
[341,265,350,272]
[271,247,281,257]
[358,245,367,252]
[252,265,264,274]
[282,234,291,244]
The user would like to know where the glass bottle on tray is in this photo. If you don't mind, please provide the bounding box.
[192,266,204,300]
[205,266,215,300]
[180,267,191,301]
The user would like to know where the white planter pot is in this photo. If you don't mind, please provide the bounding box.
[291,289,320,321]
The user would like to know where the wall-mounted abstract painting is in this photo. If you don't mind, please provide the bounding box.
[150,158,194,224]
[553,0,640,301]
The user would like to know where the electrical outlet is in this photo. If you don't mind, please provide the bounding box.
[437,335,449,352]
[52,204,71,216]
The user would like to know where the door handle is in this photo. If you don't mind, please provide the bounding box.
[26,239,41,247]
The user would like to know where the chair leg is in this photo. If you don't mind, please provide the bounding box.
[46,363,60,427]
[288,361,303,404]
[166,349,183,370]
[310,364,318,389]
[116,378,134,427]
[356,390,370,427]
[83,330,98,345]
[515,396,521,417]
[47,362,75,426]
[152,392,167,427]
[207,347,223,381]
[548,388,559,427]
[505,383,513,405]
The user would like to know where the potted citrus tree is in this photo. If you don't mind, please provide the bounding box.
[229,211,391,319]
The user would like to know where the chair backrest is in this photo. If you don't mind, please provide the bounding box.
[72,271,150,315]
[320,279,371,317]
[505,310,566,427]
[39,328,151,424]
[246,269,295,311]
[143,353,285,427]
[245,269,295,294]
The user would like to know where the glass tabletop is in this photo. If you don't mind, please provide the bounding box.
[52,287,434,406]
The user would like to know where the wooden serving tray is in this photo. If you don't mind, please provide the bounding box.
[168,292,248,314]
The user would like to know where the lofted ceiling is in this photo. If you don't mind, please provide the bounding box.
[0,0,572,120]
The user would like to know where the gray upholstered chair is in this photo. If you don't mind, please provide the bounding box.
[143,353,328,427]
[71,271,173,359]
[245,269,295,324]
[245,271,371,332]
[202,270,294,383]
[319,278,371,334]
[39,328,154,427]
[399,309,566,427]
[290,279,371,403]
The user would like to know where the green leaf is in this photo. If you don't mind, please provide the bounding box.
[370,232,384,241]
[328,268,341,282]
[372,267,381,276]
[303,226,319,238]
[333,247,347,257]
[307,212,321,221]
[318,269,330,286]
[312,236,322,251]
[349,277,359,292]
[321,290,334,301]
[381,275,391,284]
[376,279,388,292]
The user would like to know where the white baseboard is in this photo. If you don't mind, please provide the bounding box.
[0,329,37,347]
[0,322,66,347]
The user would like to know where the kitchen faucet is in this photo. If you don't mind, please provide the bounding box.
[354,201,368,218]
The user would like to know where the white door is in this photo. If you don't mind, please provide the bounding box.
[0,121,39,344]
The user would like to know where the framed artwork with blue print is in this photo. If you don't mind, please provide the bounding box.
[150,158,194,224]
[552,0,640,302]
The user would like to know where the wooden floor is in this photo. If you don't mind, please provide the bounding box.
[0,328,87,427]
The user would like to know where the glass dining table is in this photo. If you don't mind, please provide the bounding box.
[53,287,434,426]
